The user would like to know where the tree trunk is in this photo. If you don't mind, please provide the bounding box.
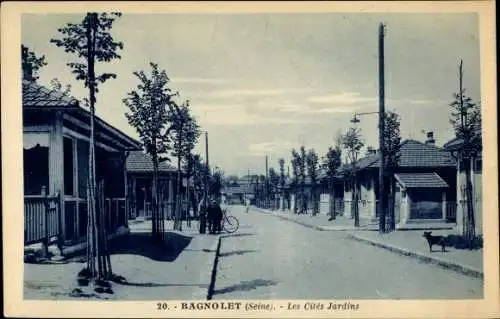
[464,157,476,247]
[388,175,396,231]
[353,177,360,227]
[174,129,183,231]
[152,157,159,240]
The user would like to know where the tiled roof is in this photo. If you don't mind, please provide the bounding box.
[23,80,79,107]
[126,151,177,173]
[339,140,455,173]
[395,172,449,189]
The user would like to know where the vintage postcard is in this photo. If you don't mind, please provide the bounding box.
[2,1,498,318]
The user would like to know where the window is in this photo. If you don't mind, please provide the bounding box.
[23,132,49,195]
[64,137,74,196]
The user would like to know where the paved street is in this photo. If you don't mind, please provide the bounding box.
[212,205,483,300]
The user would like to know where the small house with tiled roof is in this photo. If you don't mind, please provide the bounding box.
[338,133,457,229]
[23,76,141,249]
[126,151,182,220]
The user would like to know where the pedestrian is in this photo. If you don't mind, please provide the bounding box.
[198,197,207,234]
[207,198,223,234]
[245,197,250,214]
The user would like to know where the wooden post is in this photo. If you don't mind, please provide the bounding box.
[41,186,49,258]
[123,151,129,227]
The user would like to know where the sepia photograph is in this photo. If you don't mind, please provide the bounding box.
[2,1,498,318]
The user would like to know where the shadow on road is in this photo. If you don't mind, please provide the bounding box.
[107,231,193,262]
[213,279,278,296]
[219,249,258,258]
[221,232,255,239]
[112,280,208,288]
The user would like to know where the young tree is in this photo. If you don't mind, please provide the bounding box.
[268,167,280,210]
[449,60,482,246]
[323,135,342,220]
[170,100,201,230]
[291,149,300,214]
[21,45,47,81]
[123,62,177,241]
[306,149,319,216]
[342,127,364,227]
[383,111,401,231]
[51,12,123,281]
[298,146,307,214]
[278,158,286,210]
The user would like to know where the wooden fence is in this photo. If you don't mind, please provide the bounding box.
[446,201,457,222]
[24,193,61,246]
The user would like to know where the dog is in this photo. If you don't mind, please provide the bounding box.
[422,231,446,252]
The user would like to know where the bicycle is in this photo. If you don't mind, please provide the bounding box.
[222,208,239,233]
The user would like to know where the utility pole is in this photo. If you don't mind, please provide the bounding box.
[378,22,386,233]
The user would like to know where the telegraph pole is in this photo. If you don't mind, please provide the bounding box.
[378,23,386,233]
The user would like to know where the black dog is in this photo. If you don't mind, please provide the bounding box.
[423,231,446,252]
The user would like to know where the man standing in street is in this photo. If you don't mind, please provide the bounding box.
[207,198,223,234]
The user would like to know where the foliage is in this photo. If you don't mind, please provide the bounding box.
[341,127,364,227]
[21,45,48,81]
[306,149,319,215]
[124,62,177,161]
[449,60,482,244]
[50,78,72,97]
[51,13,123,96]
[50,12,123,281]
[383,111,402,169]
[170,100,201,161]
[291,149,300,213]
[268,167,280,205]
[322,134,342,219]
[382,111,401,231]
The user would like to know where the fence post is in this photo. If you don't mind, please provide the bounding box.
[41,186,49,258]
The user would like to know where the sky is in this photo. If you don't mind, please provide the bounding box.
[21,13,480,177]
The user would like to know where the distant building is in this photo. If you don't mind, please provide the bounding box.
[125,151,182,219]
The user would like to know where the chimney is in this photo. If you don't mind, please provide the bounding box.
[21,46,33,82]
[365,147,377,156]
[425,131,435,145]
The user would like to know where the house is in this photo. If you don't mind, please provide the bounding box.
[126,151,181,220]
[338,133,457,229]
[443,135,482,235]
[223,183,255,205]
[318,168,345,216]
[23,78,142,250]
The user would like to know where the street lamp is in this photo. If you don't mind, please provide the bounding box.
[350,111,380,124]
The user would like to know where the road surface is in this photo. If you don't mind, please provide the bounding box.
[211,205,483,300]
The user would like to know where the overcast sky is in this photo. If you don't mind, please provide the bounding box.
[22,13,480,176]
